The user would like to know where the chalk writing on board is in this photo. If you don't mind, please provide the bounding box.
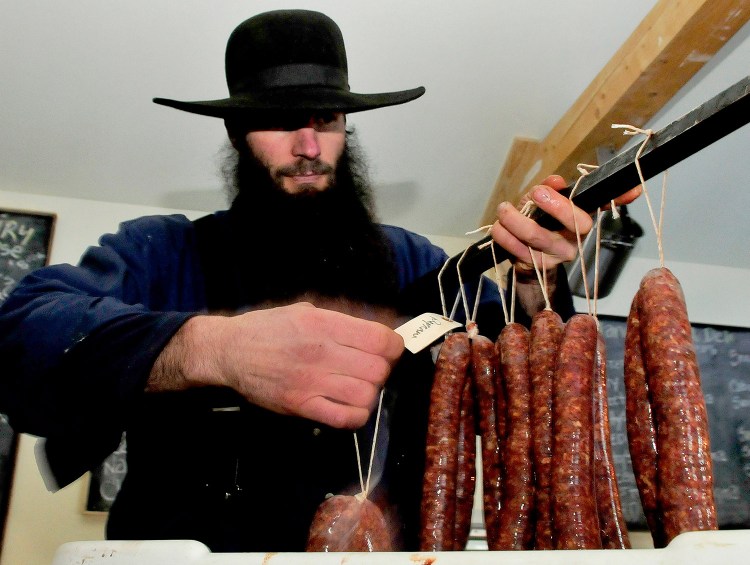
[0,210,56,303]
[86,435,128,513]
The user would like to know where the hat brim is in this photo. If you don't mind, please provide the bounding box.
[153,86,425,118]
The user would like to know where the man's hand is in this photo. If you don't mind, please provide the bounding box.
[490,174,641,272]
[148,302,405,429]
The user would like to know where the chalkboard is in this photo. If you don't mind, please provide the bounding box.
[0,208,56,540]
[599,315,750,529]
[85,435,127,513]
[0,209,56,302]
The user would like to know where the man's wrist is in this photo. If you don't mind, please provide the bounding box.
[511,264,560,318]
[146,315,225,392]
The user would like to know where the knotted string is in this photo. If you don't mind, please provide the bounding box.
[478,236,510,326]
[456,239,479,337]
[592,208,605,319]
[568,163,599,315]
[516,200,555,312]
[611,124,667,267]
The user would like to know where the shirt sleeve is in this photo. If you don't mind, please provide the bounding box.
[0,215,202,483]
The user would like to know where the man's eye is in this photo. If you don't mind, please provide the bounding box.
[314,112,336,124]
[313,112,343,131]
[281,113,332,130]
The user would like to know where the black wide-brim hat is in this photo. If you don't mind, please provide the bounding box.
[153,10,425,118]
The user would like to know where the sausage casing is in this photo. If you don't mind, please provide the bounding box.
[470,334,503,549]
[551,314,601,550]
[453,371,476,550]
[419,332,471,551]
[624,290,665,547]
[639,267,717,543]
[529,309,564,550]
[496,322,534,550]
[307,495,393,551]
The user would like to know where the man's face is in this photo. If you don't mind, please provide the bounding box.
[243,111,346,194]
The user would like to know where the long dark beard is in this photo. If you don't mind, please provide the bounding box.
[220,133,400,311]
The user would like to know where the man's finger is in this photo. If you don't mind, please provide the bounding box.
[530,185,593,235]
[298,395,370,429]
[318,373,380,409]
[317,309,405,360]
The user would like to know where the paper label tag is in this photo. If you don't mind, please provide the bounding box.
[395,313,462,354]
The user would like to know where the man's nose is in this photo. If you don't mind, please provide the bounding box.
[292,128,321,160]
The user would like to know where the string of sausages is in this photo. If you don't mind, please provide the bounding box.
[420,281,717,550]
[618,125,717,547]
[419,141,717,549]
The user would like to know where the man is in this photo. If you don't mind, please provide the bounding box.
[0,9,630,552]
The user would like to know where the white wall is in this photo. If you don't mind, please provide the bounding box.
[573,256,750,328]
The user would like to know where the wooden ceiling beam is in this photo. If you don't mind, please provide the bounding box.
[481,0,750,225]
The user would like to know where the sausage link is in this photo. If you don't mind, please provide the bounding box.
[496,322,535,550]
[638,267,717,543]
[623,291,665,547]
[419,332,471,551]
[307,495,393,551]
[529,309,564,550]
[453,372,476,550]
[593,330,631,549]
[470,334,503,549]
[551,313,602,550]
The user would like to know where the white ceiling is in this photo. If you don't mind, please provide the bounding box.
[1,0,748,269]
